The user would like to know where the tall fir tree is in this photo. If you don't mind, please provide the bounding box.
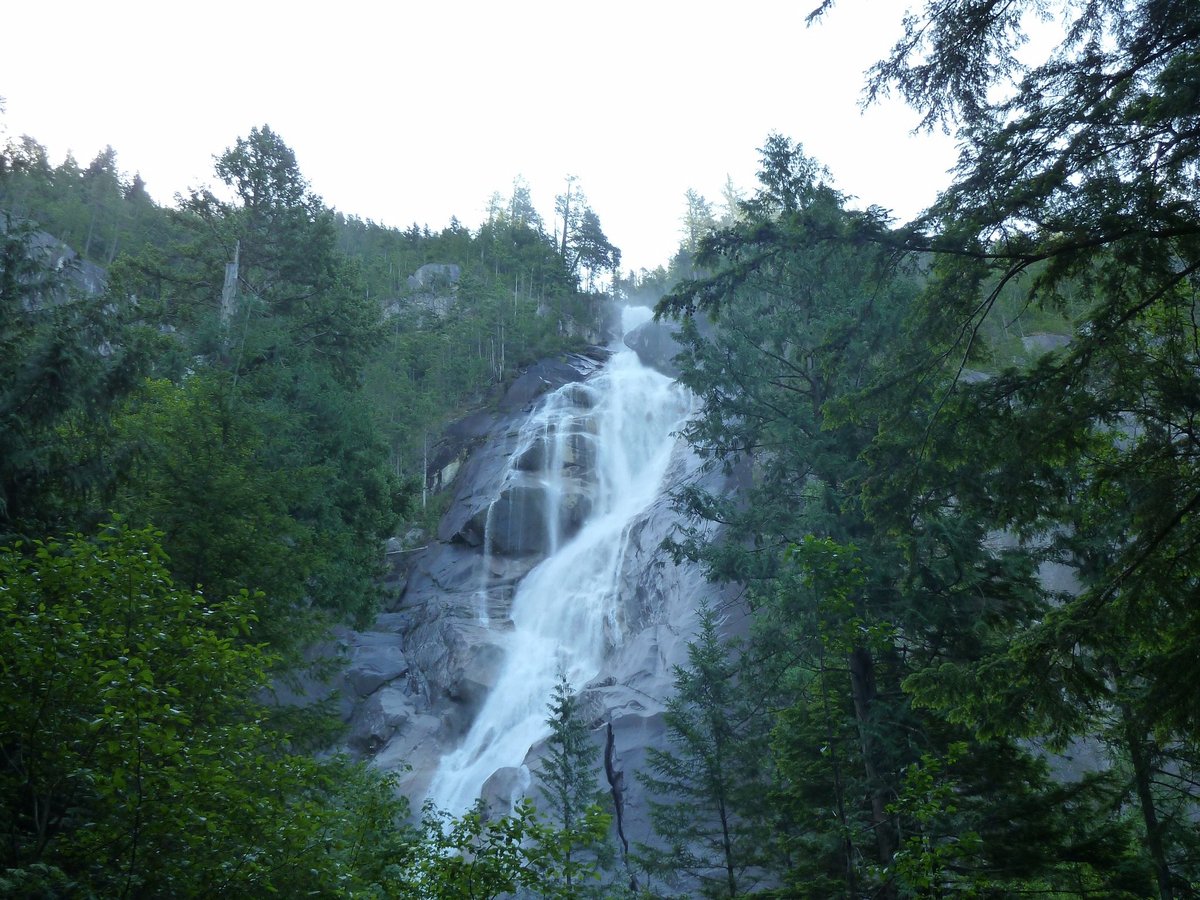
[636,605,774,898]
[536,673,615,899]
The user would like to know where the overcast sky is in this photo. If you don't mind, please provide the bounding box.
[2,0,958,273]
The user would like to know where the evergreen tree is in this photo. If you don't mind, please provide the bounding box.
[656,132,1151,896]
[814,1,1200,893]
[536,673,614,898]
[0,212,158,540]
[0,523,408,897]
[681,189,716,255]
[79,146,123,262]
[636,605,773,898]
[109,126,407,648]
[0,135,55,219]
[568,207,621,291]
[657,137,920,887]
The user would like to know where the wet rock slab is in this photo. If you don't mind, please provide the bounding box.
[345,631,410,697]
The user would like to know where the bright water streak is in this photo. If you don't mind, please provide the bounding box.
[426,307,688,813]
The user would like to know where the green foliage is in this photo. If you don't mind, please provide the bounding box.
[0,119,644,896]
[538,673,617,898]
[0,523,408,897]
[380,801,542,900]
[378,798,613,900]
[654,127,1161,897]
[886,743,992,898]
[97,127,409,648]
[753,542,884,898]
[0,863,78,899]
[0,137,179,267]
[171,126,386,384]
[0,213,160,539]
[840,2,1200,894]
[3,122,615,550]
[2,128,408,643]
[636,605,774,898]
[113,374,329,647]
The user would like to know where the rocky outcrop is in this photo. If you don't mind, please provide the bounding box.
[1,219,109,302]
[349,685,415,754]
[344,631,411,697]
[407,263,461,291]
[334,343,741,847]
[622,316,685,377]
[339,349,613,795]
[498,355,607,411]
[382,263,464,320]
[622,311,716,378]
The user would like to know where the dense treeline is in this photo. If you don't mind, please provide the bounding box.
[3,0,1197,893]
[0,121,624,894]
[636,0,1200,896]
[0,128,617,501]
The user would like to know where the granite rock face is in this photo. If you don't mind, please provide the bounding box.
[332,344,743,848]
[622,317,685,377]
[344,631,411,697]
[407,263,461,291]
[0,221,109,303]
[343,349,615,797]
[622,313,717,378]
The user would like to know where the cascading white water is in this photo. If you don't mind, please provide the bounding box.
[426,306,690,813]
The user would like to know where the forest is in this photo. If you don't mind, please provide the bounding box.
[3,0,1199,896]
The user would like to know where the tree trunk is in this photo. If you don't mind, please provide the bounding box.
[819,651,859,898]
[848,644,897,880]
[558,180,572,259]
[1120,700,1174,900]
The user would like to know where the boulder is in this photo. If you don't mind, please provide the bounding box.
[623,317,685,377]
[348,685,414,754]
[442,626,508,734]
[407,263,461,290]
[345,631,410,697]
[374,713,446,798]
[479,766,530,814]
[406,542,488,595]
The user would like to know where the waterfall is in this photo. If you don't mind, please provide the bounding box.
[426,306,690,813]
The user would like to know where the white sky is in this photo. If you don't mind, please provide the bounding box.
[1,0,958,274]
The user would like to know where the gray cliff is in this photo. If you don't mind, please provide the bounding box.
[329,339,742,850]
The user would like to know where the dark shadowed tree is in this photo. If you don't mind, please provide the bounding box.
[636,606,773,898]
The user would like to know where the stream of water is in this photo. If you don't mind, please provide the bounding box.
[426,306,690,813]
